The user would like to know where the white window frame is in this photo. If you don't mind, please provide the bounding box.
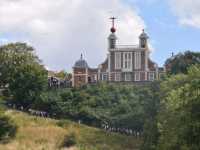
[134,51,141,69]
[115,52,121,69]
[135,72,140,81]
[101,73,107,81]
[94,75,97,81]
[115,73,121,82]
[149,72,155,81]
[125,73,132,81]
[123,52,132,71]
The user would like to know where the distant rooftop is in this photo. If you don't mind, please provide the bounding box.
[74,54,89,68]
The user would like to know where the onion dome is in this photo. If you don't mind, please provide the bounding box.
[74,54,88,68]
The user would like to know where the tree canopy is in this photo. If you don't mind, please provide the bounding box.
[157,65,200,150]
[165,51,200,75]
[0,43,47,108]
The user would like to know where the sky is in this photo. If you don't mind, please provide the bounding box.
[0,0,200,71]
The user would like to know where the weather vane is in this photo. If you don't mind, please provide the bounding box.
[110,17,116,28]
[110,17,117,33]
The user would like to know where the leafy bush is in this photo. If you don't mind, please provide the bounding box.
[36,83,154,133]
[60,131,77,148]
[0,110,17,142]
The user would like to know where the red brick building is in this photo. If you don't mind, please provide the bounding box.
[72,20,165,87]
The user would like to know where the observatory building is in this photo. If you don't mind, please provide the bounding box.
[72,18,164,87]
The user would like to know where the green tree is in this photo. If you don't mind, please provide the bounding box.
[157,65,200,150]
[142,81,161,150]
[0,43,40,88]
[54,70,67,79]
[0,43,47,108]
[9,63,47,108]
[165,51,200,75]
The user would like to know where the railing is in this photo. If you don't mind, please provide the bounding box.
[116,45,139,48]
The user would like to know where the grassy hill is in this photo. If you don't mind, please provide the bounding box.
[0,109,142,150]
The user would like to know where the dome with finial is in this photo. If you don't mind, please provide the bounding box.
[74,54,89,68]
[139,29,149,39]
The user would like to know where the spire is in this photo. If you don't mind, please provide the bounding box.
[80,53,83,60]
[108,17,117,49]
[110,17,116,28]
[110,17,117,33]
[74,53,88,68]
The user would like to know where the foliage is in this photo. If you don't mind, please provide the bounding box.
[54,70,72,80]
[9,63,47,108]
[1,43,199,150]
[0,109,17,142]
[0,43,39,88]
[38,84,151,132]
[165,51,200,75]
[60,131,77,148]
[141,81,160,150]
[157,65,200,150]
[0,43,47,108]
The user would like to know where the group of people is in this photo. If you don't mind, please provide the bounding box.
[6,103,56,119]
[6,103,142,137]
[48,76,71,89]
[101,122,142,138]
[7,103,23,110]
[28,109,49,118]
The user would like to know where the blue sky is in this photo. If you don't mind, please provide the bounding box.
[0,0,199,71]
[126,0,200,65]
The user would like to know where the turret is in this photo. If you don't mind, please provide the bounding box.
[139,29,149,49]
[108,17,117,49]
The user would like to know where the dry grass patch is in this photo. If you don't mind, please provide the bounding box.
[0,110,67,150]
[0,110,142,150]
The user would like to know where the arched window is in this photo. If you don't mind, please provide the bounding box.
[141,38,146,48]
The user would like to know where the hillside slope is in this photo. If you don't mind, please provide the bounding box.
[0,110,142,150]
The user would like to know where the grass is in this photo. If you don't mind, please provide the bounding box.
[0,109,142,150]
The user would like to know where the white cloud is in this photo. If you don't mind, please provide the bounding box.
[169,0,200,28]
[0,0,145,71]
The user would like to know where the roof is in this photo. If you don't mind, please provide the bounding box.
[139,30,149,39]
[108,33,117,39]
[74,54,89,68]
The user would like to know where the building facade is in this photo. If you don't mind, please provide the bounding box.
[72,20,164,87]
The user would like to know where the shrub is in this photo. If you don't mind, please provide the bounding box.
[0,111,17,143]
[60,131,77,148]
